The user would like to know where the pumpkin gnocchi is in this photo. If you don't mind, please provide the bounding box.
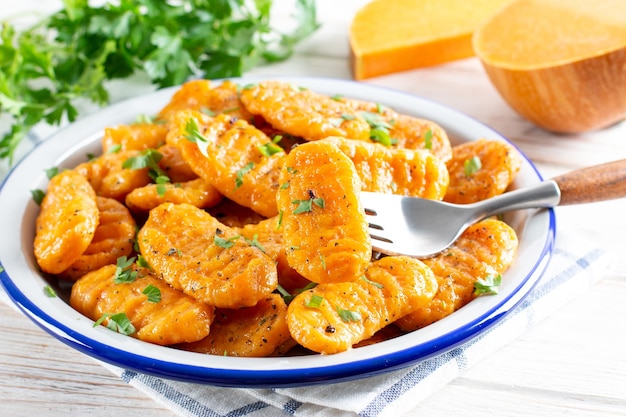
[33,79,521,357]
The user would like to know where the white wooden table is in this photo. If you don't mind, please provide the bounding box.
[2,1,626,416]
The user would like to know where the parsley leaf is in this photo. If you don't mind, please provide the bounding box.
[94,312,136,335]
[214,234,240,249]
[464,156,482,177]
[305,294,324,308]
[235,162,255,189]
[43,285,57,298]
[113,255,137,284]
[142,284,162,303]
[337,307,362,323]
[30,189,45,205]
[292,196,325,214]
[473,274,502,296]
[0,0,318,164]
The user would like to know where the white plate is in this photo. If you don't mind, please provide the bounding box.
[0,77,555,387]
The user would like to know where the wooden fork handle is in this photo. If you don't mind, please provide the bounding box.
[553,159,626,205]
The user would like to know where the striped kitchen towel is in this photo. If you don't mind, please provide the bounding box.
[99,231,611,417]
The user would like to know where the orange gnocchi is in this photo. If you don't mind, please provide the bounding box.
[276,141,372,284]
[34,170,99,275]
[137,203,278,308]
[33,79,522,358]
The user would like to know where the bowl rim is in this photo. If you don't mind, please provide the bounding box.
[0,76,556,387]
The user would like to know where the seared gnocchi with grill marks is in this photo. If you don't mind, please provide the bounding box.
[167,110,285,217]
[34,170,99,275]
[444,139,523,204]
[276,140,371,284]
[137,202,278,308]
[396,218,518,331]
[179,293,292,357]
[287,256,437,354]
[240,80,372,142]
[320,136,449,199]
[70,264,215,345]
[60,197,136,281]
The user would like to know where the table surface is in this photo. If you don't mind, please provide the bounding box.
[2,1,626,416]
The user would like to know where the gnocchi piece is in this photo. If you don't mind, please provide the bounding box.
[321,136,449,199]
[240,80,371,141]
[167,110,285,217]
[70,264,215,345]
[276,141,371,284]
[444,139,523,204]
[101,122,168,153]
[179,293,291,357]
[235,216,313,294]
[74,149,152,201]
[60,197,137,281]
[125,178,223,213]
[158,79,252,123]
[396,218,519,331]
[337,97,452,162]
[137,203,278,308]
[156,144,198,183]
[34,170,99,275]
[207,198,266,228]
[287,256,437,354]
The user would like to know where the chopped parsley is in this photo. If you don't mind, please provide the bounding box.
[45,167,60,179]
[337,307,362,323]
[423,129,433,150]
[359,111,397,146]
[235,162,255,189]
[473,274,502,296]
[244,234,266,253]
[184,117,210,157]
[214,234,240,249]
[361,276,384,289]
[94,312,136,336]
[142,284,162,303]
[31,189,45,205]
[113,256,138,284]
[258,136,283,157]
[136,255,151,269]
[43,285,57,297]
[292,195,325,214]
[106,144,122,154]
[464,156,482,177]
[305,294,324,308]
[122,149,171,191]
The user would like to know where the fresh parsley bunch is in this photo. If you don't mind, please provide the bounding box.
[0,0,319,163]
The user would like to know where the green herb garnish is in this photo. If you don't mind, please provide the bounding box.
[235,162,255,189]
[305,294,324,308]
[45,167,60,179]
[142,284,162,303]
[94,312,136,335]
[423,129,433,150]
[43,285,57,297]
[31,189,45,205]
[214,234,240,249]
[464,156,482,177]
[0,0,319,164]
[473,274,502,296]
[292,196,325,214]
[113,256,137,284]
[337,307,362,323]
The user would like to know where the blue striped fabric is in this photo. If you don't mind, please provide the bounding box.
[100,235,610,417]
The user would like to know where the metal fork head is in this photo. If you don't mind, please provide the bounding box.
[361,192,470,259]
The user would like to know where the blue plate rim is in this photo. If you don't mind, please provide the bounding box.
[0,76,556,387]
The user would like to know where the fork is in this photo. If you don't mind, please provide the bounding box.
[362,158,626,258]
